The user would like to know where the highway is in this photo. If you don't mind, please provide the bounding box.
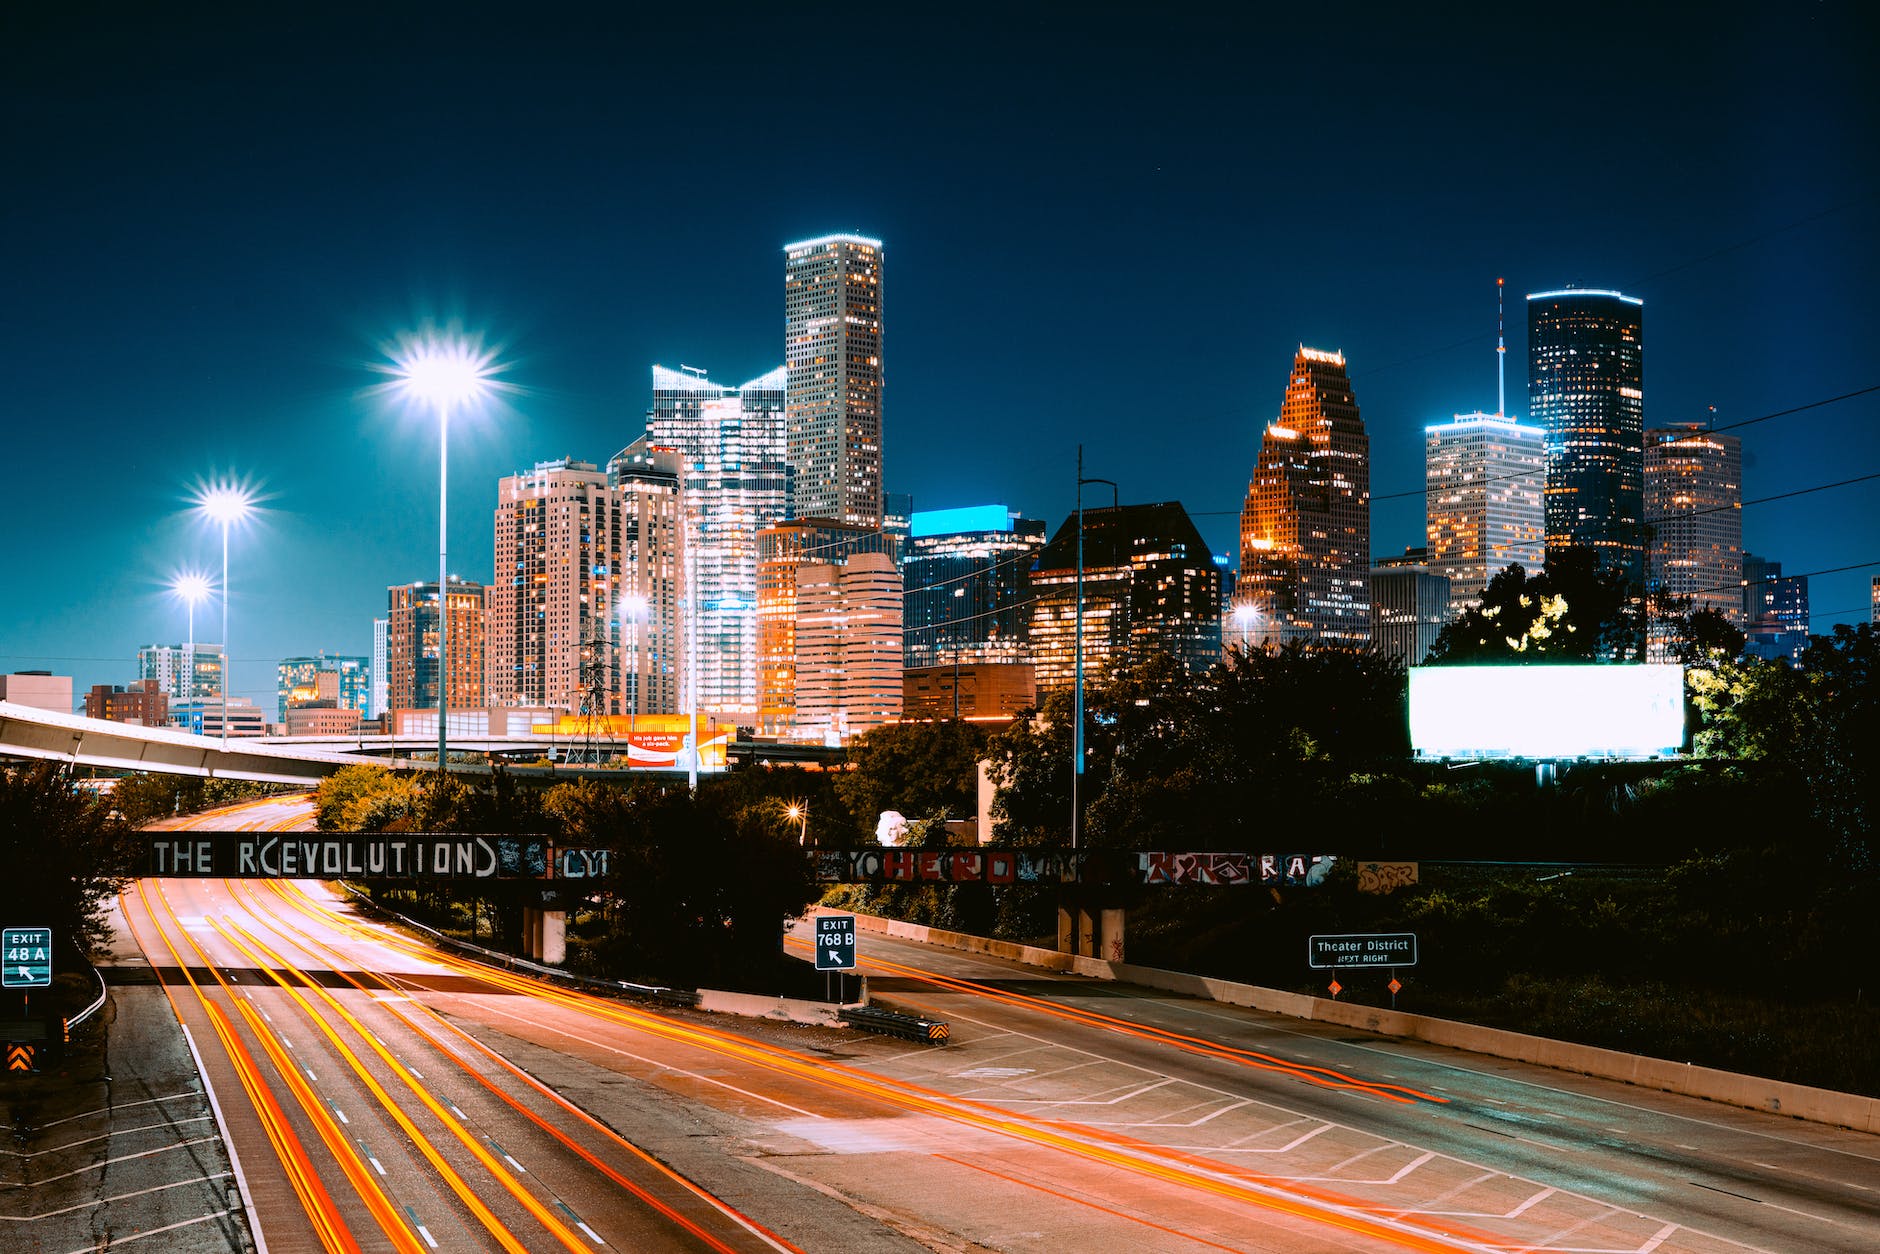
[123,795,1880,1252]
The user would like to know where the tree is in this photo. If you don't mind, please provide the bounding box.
[1427,549,1644,664]
[0,764,141,977]
[837,720,990,841]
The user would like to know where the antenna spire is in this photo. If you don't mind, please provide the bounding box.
[1496,277,1506,417]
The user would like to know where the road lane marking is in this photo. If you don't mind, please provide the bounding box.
[33,1091,202,1130]
[0,1174,232,1220]
[1387,1151,1438,1185]
[332,1106,349,1125]
[2,1137,222,1185]
[556,1201,606,1245]
[0,1115,215,1156]
[1638,1221,1681,1251]
[53,1206,239,1254]
[406,1206,440,1249]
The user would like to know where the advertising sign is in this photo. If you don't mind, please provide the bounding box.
[1408,664,1684,760]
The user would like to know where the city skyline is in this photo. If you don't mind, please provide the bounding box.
[7,5,1877,706]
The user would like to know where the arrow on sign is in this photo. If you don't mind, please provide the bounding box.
[6,1044,32,1073]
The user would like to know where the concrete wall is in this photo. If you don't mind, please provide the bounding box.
[839,909,1880,1134]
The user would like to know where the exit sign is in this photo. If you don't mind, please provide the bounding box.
[3,928,52,989]
[815,914,856,971]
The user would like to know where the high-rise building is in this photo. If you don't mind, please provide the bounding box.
[488,459,621,714]
[1742,554,1809,664]
[785,233,884,527]
[1425,413,1545,616]
[902,505,1046,670]
[277,653,369,720]
[84,680,168,726]
[1645,424,1743,630]
[794,552,903,744]
[1029,501,1222,692]
[646,365,787,719]
[609,437,685,718]
[138,643,224,703]
[1369,550,1451,668]
[1872,575,1879,626]
[387,577,487,713]
[883,491,913,556]
[1239,347,1371,645]
[1528,289,1646,588]
[370,618,389,718]
[903,662,1037,721]
[755,519,890,734]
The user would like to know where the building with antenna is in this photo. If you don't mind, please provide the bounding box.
[1239,346,1371,646]
[1528,288,1647,588]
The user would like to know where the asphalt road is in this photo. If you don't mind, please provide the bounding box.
[115,795,1880,1252]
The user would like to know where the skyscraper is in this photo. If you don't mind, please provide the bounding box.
[488,459,621,714]
[646,365,787,719]
[277,653,369,720]
[785,234,883,527]
[1644,424,1743,625]
[1029,501,1221,691]
[1425,413,1546,616]
[1239,347,1371,645]
[902,505,1046,669]
[387,577,486,713]
[1742,554,1809,664]
[138,643,224,702]
[1369,550,1451,668]
[370,618,389,718]
[608,437,685,718]
[755,519,890,734]
[795,551,903,744]
[1528,289,1646,588]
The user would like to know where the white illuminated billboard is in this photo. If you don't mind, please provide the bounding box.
[1408,665,1684,760]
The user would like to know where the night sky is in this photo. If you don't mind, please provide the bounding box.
[6,3,1877,708]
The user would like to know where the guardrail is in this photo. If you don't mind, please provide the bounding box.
[66,964,109,1031]
[838,1004,950,1045]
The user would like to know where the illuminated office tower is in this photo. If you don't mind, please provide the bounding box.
[795,552,903,744]
[785,233,883,527]
[1644,425,1743,626]
[608,437,685,717]
[646,365,787,719]
[1528,289,1646,588]
[138,643,224,702]
[1742,554,1809,664]
[370,618,389,718]
[1425,413,1545,616]
[755,520,889,734]
[1239,347,1371,645]
[387,578,487,713]
[1872,575,1879,626]
[1369,549,1450,667]
[488,459,622,713]
[276,653,369,720]
[1029,502,1221,692]
[902,505,1046,669]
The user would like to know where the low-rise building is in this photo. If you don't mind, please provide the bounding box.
[84,679,169,725]
[0,671,73,714]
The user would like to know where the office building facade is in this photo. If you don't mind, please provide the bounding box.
[138,643,224,703]
[1528,289,1646,588]
[277,653,369,721]
[608,438,685,717]
[902,505,1046,670]
[489,459,622,714]
[785,234,884,527]
[1369,552,1451,667]
[85,680,168,726]
[794,551,903,743]
[755,519,890,734]
[1742,554,1809,664]
[1644,425,1743,625]
[0,672,73,714]
[1029,501,1222,691]
[1239,347,1371,645]
[370,618,389,718]
[386,577,487,713]
[1425,413,1545,616]
[646,365,787,719]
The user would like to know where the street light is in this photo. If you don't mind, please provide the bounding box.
[784,801,808,846]
[169,569,213,704]
[193,483,255,745]
[620,592,649,764]
[390,332,498,779]
[1233,602,1258,653]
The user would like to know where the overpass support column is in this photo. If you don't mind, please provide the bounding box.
[1056,904,1075,954]
[521,907,539,961]
[1076,906,1097,958]
[1099,907,1125,964]
[539,911,566,965]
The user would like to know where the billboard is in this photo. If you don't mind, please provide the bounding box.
[1408,664,1683,760]
[529,713,729,769]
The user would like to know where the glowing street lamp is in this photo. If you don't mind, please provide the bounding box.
[784,801,808,846]
[1233,602,1258,652]
[192,483,255,745]
[390,332,498,777]
[170,569,213,703]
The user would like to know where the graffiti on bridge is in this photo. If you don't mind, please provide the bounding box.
[812,849,1335,887]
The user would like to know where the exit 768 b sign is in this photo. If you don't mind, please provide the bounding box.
[3,927,53,989]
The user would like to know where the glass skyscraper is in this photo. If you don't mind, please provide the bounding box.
[1644,424,1743,626]
[1528,289,1646,588]
[902,505,1045,669]
[646,365,788,720]
[785,234,883,527]
[1425,412,1545,617]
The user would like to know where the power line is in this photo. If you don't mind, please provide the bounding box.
[1646,469,1880,525]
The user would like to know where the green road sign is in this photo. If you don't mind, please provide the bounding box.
[815,914,856,972]
[3,927,52,989]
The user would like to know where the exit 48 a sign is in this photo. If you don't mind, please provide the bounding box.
[3,927,52,989]
[815,914,856,971]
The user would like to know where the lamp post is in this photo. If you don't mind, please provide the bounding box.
[170,570,212,699]
[391,334,496,779]
[784,801,808,846]
[620,592,649,765]
[1233,603,1258,653]
[1072,447,1117,852]
[194,485,254,745]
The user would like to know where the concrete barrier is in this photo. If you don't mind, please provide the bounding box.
[836,909,1880,1134]
[695,988,846,1027]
